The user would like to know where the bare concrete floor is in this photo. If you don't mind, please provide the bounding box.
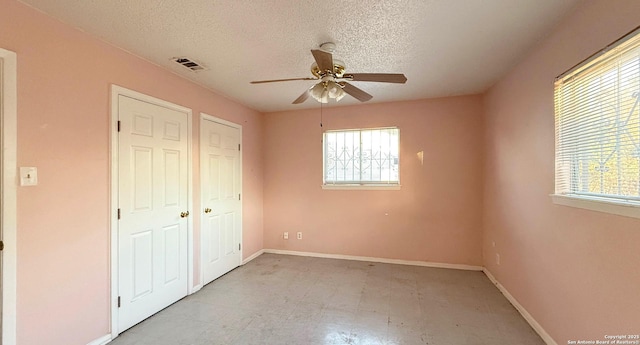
[110,253,544,345]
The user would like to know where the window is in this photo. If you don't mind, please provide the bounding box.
[554,27,640,212]
[323,127,399,188]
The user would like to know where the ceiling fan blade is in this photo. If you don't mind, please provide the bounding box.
[251,77,317,84]
[344,73,407,84]
[311,49,334,74]
[341,82,373,102]
[292,90,310,104]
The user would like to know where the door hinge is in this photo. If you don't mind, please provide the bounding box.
[117,296,121,308]
[238,194,241,201]
[238,143,241,151]
[117,208,121,220]
[117,120,121,132]
[239,243,241,251]
[0,240,4,251]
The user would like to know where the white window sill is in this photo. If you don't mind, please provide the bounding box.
[322,184,401,191]
[550,194,640,219]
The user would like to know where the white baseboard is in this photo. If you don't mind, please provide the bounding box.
[263,249,483,271]
[87,334,111,345]
[483,268,557,345]
[242,249,265,265]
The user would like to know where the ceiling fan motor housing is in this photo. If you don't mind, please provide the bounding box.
[311,60,345,78]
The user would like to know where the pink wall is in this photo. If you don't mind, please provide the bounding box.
[5,0,638,343]
[483,0,640,343]
[263,97,484,266]
[0,1,263,344]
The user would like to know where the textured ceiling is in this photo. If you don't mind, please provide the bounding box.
[20,0,580,112]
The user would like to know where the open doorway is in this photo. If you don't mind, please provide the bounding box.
[0,47,17,345]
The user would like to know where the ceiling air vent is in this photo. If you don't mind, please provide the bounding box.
[171,57,208,72]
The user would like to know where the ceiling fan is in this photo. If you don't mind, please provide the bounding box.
[250,42,407,104]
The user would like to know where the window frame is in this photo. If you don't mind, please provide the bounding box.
[552,26,640,219]
[322,127,401,190]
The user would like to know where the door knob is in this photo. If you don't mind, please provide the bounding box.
[180,211,190,218]
[204,208,212,213]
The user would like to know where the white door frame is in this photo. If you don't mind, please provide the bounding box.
[0,48,18,345]
[110,85,194,338]
[199,113,243,287]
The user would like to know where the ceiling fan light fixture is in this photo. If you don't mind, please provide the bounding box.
[309,82,326,103]
[309,80,345,104]
[320,89,329,103]
[327,81,340,97]
[327,81,346,101]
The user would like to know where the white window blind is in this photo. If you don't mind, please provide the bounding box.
[554,27,640,204]
[323,127,399,185]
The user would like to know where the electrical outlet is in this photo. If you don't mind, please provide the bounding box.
[496,253,501,265]
[283,232,289,240]
[297,232,302,240]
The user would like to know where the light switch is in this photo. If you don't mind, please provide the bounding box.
[20,167,38,186]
